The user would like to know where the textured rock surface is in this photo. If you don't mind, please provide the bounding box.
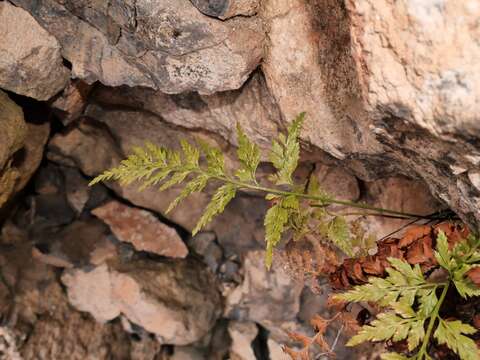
[190,0,260,19]
[0,2,69,100]
[62,259,221,345]
[0,91,27,207]
[225,250,304,341]
[92,200,188,258]
[0,119,49,208]
[11,0,264,94]
[228,321,258,360]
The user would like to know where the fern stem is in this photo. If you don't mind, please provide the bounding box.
[208,173,437,220]
[417,282,450,359]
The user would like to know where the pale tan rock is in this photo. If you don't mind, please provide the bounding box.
[92,200,188,258]
[261,0,381,160]
[228,321,258,360]
[62,259,221,345]
[0,2,69,100]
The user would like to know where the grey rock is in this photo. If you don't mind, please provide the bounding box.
[190,0,260,19]
[11,0,264,94]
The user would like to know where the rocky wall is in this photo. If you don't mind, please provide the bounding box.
[0,0,478,359]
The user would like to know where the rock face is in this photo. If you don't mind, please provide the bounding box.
[0,91,49,208]
[62,260,221,345]
[225,250,304,341]
[11,0,264,94]
[92,200,188,258]
[0,2,69,100]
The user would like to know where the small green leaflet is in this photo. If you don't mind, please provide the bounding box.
[326,216,354,257]
[165,174,209,214]
[334,257,430,307]
[269,113,304,185]
[192,183,237,235]
[346,311,424,349]
[434,319,479,360]
[198,140,225,176]
[264,195,299,269]
[434,230,451,270]
[235,124,260,182]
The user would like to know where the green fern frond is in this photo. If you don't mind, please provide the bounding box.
[269,112,304,185]
[235,124,260,183]
[192,183,237,236]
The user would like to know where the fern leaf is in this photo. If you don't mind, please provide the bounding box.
[434,319,479,360]
[264,197,297,269]
[180,139,200,167]
[269,113,305,185]
[192,183,237,235]
[347,312,409,346]
[434,231,451,270]
[198,140,225,176]
[327,216,354,257]
[166,174,209,214]
[235,124,260,182]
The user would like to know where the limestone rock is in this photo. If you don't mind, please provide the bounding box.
[62,259,221,345]
[261,0,381,160]
[225,250,303,341]
[92,200,188,258]
[0,2,69,100]
[190,0,260,19]
[227,321,258,360]
[12,0,264,94]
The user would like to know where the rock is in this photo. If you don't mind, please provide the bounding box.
[361,177,441,239]
[0,91,27,208]
[32,219,116,268]
[90,72,282,152]
[313,164,360,202]
[261,0,380,160]
[92,200,188,259]
[0,2,69,100]
[225,250,303,341]
[12,0,264,94]
[51,80,93,125]
[62,259,221,345]
[170,346,206,360]
[267,338,289,360]
[48,118,123,177]
[190,0,260,19]
[227,321,258,360]
[212,196,267,257]
[261,0,480,227]
[64,168,91,214]
[188,232,223,272]
[14,122,51,193]
[20,310,153,360]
